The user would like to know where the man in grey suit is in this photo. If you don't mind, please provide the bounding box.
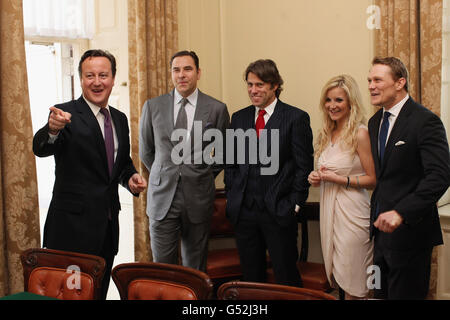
[139,50,230,271]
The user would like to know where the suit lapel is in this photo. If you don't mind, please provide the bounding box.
[240,106,255,169]
[263,100,283,152]
[265,100,282,129]
[167,90,175,133]
[169,90,182,147]
[110,107,123,179]
[370,108,383,174]
[192,90,211,135]
[247,106,256,130]
[76,98,108,175]
[381,98,413,170]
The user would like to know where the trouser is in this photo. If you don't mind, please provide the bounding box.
[150,181,211,272]
[98,221,115,300]
[234,202,302,287]
[373,235,432,300]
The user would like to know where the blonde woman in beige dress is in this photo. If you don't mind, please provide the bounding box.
[308,75,376,300]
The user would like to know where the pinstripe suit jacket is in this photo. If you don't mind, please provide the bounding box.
[224,100,313,226]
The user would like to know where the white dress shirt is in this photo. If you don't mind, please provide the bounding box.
[85,97,119,161]
[378,94,409,151]
[254,97,277,124]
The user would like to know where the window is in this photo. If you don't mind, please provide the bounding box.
[25,39,87,240]
[23,0,95,39]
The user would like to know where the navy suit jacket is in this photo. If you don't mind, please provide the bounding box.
[224,100,313,227]
[368,97,449,250]
[33,96,138,256]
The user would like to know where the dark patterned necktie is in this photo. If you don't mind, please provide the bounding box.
[375,111,391,220]
[379,111,391,162]
[100,108,114,176]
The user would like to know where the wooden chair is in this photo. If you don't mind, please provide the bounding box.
[20,248,106,300]
[266,202,331,292]
[217,281,336,300]
[111,262,213,300]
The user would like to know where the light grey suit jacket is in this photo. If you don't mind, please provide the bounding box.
[139,89,230,223]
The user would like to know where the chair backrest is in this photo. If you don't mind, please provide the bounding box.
[217,281,336,300]
[210,188,234,238]
[297,202,320,262]
[20,248,106,300]
[111,262,214,300]
[210,191,319,261]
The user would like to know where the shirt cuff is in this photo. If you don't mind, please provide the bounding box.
[47,132,59,144]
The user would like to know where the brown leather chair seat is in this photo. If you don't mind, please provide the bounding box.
[127,279,199,300]
[20,248,106,300]
[112,262,213,300]
[27,267,96,299]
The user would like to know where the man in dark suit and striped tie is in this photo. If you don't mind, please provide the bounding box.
[224,59,314,286]
[367,56,450,299]
[33,50,147,299]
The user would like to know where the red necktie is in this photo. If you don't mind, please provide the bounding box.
[255,109,266,138]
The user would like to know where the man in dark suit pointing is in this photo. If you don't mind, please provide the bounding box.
[367,56,450,299]
[225,59,313,286]
[33,49,147,299]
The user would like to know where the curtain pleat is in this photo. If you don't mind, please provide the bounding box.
[374,0,442,115]
[128,0,178,262]
[0,0,40,297]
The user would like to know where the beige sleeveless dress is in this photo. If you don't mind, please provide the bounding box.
[317,130,373,297]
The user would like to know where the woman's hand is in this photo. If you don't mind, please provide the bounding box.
[308,170,321,187]
[318,166,341,184]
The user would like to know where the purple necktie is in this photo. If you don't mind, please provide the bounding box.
[100,108,114,176]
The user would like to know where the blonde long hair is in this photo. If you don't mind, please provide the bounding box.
[315,74,366,157]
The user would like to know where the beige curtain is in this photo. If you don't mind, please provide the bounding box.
[374,0,443,299]
[375,0,442,115]
[0,0,40,297]
[128,0,178,262]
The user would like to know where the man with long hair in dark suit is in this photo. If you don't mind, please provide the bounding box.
[225,59,313,286]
